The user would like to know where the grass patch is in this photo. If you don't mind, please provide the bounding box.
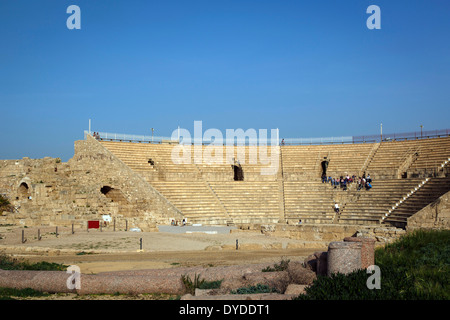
[231,284,278,295]
[0,287,50,300]
[262,258,290,272]
[76,251,95,256]
[0,253,68,271]
[181,274,223,295]
[295,229,450,300]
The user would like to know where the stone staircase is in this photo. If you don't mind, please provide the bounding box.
[382,157,450,227]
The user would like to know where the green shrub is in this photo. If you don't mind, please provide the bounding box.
[295,229,449,300]
[262,258,290,272]
[0,195,11,211]
[0,253,67,271]
[294,265,425,300]
[181,274,222,294]
[231,284,278,295]
[0,287,49,300]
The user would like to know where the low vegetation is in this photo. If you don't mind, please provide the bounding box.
[0,287,50,300]
[0,195,12,212]
[295,229,449,300]
[231,284,278,295]
[262,258,290,272]
[0,252,67,271]
[181,273,223,295]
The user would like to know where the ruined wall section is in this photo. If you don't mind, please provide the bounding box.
[0,135,184,230]
[0,157,87,226]
[69,135,184,227]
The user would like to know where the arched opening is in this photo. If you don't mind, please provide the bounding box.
[321,157,329,176]
[100,186,128,204]
[232,165,244,181]
[100,186,112,196]
[18,183,30,199]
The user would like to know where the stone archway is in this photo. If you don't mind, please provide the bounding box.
[18,182,30,199]
[232,165,244,181]
[100,186,128,205]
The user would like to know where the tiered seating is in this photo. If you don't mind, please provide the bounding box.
[408,138,450,173]
[149,181,229,225]
[366,137,450,178]
[280,146,318,177]
[209,181,280,223]
[194,145,279,181]
[98,135,450,227]
[283,181,336,223]
[281,144,373,178]
[100,141,199,180]
[384,176,450,227]
[338,179,422,225]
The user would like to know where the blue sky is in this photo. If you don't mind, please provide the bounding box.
[1,0,449,161]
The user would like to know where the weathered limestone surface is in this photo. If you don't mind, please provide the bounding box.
[1,135,448,231]
[0,135,183,229]
[407,190,450,230]
[259,223,405,245]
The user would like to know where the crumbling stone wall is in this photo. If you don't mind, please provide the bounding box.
[0,135,183,230]
[259,223,406,246]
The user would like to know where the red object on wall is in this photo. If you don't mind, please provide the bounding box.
[88,220,100,229]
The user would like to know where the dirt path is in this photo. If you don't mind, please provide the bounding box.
[0,225,326,274]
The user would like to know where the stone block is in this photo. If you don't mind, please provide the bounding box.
[284,284,307,295]
[243,270,290,293]
[287,261,317,285]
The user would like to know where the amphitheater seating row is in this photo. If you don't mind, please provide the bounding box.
[99,136,450,226]
[337,179,423,225]
[366,137,450,178]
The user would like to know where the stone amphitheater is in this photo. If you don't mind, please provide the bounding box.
[0,130,449,299]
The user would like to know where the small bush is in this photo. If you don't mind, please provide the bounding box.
[231,284,278,295]
[262,258,290,272]
[0,287,49,300]
[0,195,12,211]
[295,229,450,300]
[181,274,222,295]
[0,253,67,271]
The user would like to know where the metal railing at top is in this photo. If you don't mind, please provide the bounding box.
[85,131,175,144]
[85,128,450,146]
[353,128,450,144]
[281,136,354,145]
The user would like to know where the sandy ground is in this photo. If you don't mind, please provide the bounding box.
[0,225,325,274]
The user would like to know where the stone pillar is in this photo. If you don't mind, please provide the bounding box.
[344,237,376,270]
[327,241,362,276]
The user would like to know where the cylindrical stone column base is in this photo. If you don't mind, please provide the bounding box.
[327,241,362,276]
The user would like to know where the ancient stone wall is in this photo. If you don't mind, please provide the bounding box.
[258,223,406,246]
[0,135,183,230]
